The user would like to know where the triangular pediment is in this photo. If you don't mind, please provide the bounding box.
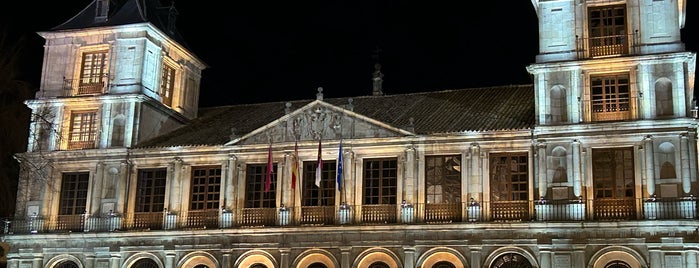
[227,100,414,145]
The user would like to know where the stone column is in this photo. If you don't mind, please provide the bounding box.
[538,142,547,198]
[649,248,662,268]
[110,253,121,268]
[644,136,655,196]
[280,248,290,268]
[539,247,552,268]
[572,140,582,197]
[469,247,482,268]
[31,255,42,268]
[403,247,415,268]
[221,250,232,268]
[169,157,184,212]
[341,247,352,268]
[469,143,482,200]
[165,251,176,268]
[91,162,105,215]
[225,155,237,210]
[404,147,416,204]
[682,134,691,194]
[686,250,697,268]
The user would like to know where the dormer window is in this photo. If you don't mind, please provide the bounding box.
[95,0,109,22]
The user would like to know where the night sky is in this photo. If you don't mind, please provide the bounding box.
[1,1,697,107]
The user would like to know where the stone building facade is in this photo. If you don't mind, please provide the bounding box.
[2,0,698,268]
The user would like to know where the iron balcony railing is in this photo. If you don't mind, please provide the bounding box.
[576,32,640,59]
[3,197,697,235]
[63,74,110,96]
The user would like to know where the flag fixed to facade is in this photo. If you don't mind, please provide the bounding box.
[265,142,272,192]
[315,139,322,187]
[336,140,343,191]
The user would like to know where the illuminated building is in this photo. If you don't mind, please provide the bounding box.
[2,0,697,268]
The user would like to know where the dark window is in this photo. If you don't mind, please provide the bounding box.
[135,169,167,213]
[190,166,221,210]
[250,264,267,268]
[308,263,328,268]
[425,155,461,203]
[604,261,631,268]
[59,172,89,215]
[490,153,529,201]
[245,164,277,208]
[593,148,635,199]
[363,158,397,205]
[490,253,532,268]
[302,160,336,206]
[132,258,159,268]
[55,261,80,268]
[433,261,456,268]
[368,262,390,268]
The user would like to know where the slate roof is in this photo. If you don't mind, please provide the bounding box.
[52,0,189,48]
[135,84,535,148]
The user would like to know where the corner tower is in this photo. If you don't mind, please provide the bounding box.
[25,0,207,151]
[527,0,695,124]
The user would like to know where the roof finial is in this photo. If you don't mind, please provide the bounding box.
[372,63,384,96]
[316,87,324,100]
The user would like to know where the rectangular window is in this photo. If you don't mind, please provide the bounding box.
[57,172,89,231]
[135,168,167,213]
[79,50,108,94]
[133,168,167,230]
[245,164,276,208]
[160,64,175,106]
[490,153,529,201]
[592,147,636,220]
[425,155,462,223]
[302,160,337,206]
[190,166,221,210]
[590,73,630,121]
[588,5,628,57]
[363,158,397,205]
[59,172,90,215]
[68,110,98,149]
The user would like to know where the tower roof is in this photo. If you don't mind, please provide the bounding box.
[51,0,189,48]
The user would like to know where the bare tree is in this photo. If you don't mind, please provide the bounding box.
[0,23,34,218]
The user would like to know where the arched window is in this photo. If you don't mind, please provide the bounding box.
[55,261,80,268]
[550,85,568,124]
[432,261,456,268]
[604,260,631,268]
[308,262,328,268]
[368,261,390,268]
[193,265,209,268]
[551,147,568,183]
[658,142,677,179]
[490,253,532,268]
[251,263,268,268]
[655,78,673,117]
[132,258,158,268]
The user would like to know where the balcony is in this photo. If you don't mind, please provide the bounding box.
[576,32,639,59]
[63,75,109,96]
[3,197,697,235]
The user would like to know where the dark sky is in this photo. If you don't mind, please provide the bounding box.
[2,1,697,107]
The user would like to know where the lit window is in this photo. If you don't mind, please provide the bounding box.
[590,74,630,121]
[160,64,176,106]
[68,110,98,149]
[78,50,108,94]
[588,5,628,57]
